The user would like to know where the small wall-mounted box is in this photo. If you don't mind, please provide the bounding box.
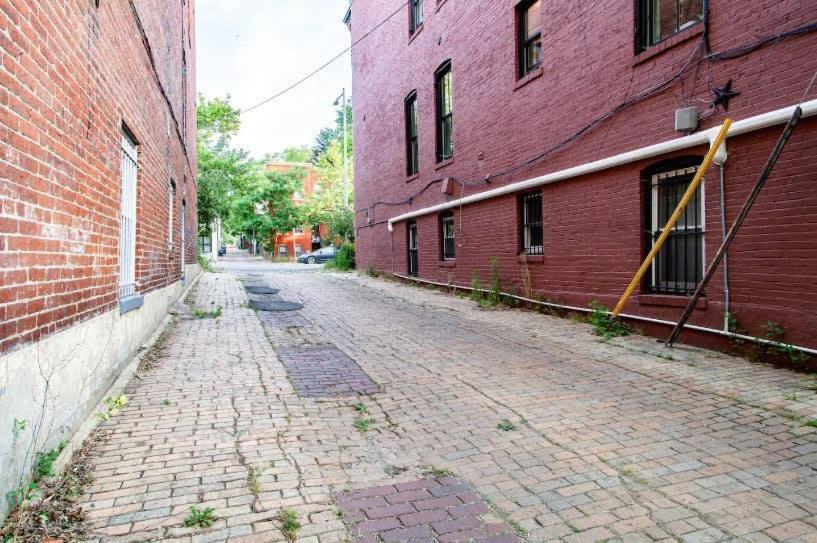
[675,107,699,132]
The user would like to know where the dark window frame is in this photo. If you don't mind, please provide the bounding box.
[405,91,419,177]
[409,0,423,34]
[642,156,705,295]
[517,0,542,78]
[434,60,453,163]
[440,211,455,260]
[407,222,419,276]
[519,191,544,256]
[636,0,703,52]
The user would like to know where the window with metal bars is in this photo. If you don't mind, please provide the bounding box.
[409,0,423,34]
[440,211,455,260]
[517,0,542,78]
[435,60,453,162]
[407,222,418,276]
[119,127,138,299]
[637,0,703,52]
[520,191,543,255]
[168,179,175,251]
[405,91,419,176]
[644,161,705,295]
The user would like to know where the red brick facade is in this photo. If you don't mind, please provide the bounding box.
[0,0,197,353]
[266,162,328,259]
[348,1,817,349]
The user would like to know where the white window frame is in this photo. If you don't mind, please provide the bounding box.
[119,129,138,299]
[168,180,175,251]
[649,165,706,292]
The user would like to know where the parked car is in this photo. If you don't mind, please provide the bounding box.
[297,246,336,264]
[218,245,226,256]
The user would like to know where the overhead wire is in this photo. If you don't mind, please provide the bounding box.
[356,15,817,230]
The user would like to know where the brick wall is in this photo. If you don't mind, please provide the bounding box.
[0,0,197,353]
[349,0,817,348]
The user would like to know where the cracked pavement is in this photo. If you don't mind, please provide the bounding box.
[77,251,817,542]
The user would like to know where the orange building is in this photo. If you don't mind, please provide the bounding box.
[265,162,328,259]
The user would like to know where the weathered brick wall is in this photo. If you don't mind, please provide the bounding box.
[0,0,197,352]
[350,0,817,348]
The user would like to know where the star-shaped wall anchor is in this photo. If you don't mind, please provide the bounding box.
[711,79,740,111]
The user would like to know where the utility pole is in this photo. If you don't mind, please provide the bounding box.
[334,89,349,208]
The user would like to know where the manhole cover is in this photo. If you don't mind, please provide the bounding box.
[245,286,279,295]
[249,300,303,312]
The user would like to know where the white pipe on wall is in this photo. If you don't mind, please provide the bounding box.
[386,99,817,231]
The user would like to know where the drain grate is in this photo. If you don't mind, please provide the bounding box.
[249,300,303,312]
[245,286,280,295]
[277,345,380,397]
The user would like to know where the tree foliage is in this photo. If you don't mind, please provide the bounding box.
[197,95,257,233]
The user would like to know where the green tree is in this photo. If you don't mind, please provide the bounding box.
[225,168,305,250]
[267,145,312,163]
[197,95,257,234]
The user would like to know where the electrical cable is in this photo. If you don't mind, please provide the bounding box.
[242,1,409,114]
[356,16,817,230]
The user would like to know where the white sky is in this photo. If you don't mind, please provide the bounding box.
[196,0,352,158]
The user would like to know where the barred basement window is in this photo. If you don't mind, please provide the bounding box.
[520,191,543,255]
[440,211,455,260]
[119,127,138,299]
[168,179,176,250]
[517,0,541,78]
[645,160,705,295]
[407,222,418,276]
[435,60,453,162]
[409,0,423,34]
[637,0,702,52]
[405,91,419,176]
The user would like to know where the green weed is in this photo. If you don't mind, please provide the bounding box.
[280,508,301,542]
[352,402,368,413]
[497,419,516,432]
[587,301,631,340]
[353,418,375,432]
[193,306,222,319]
[35,441,67,481]
[184,505,218,528]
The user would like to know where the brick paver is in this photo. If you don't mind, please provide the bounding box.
[76,252,817,542]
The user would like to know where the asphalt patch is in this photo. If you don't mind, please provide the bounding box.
[249,300,303,312]
[245,286,280,295]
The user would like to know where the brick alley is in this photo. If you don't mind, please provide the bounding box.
[77,251,817,543]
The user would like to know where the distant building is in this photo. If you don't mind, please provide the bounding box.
[347,0,817,351]
[266,162,328,259]
[0,0,197,519]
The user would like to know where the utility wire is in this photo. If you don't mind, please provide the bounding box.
[357,17,817,227]
[242,1,409,114]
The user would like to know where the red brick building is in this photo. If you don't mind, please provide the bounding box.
[347,0,817,353]
[0,0,197,516]
[266,162,328,259]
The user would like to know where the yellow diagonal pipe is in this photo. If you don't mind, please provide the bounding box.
[611,119,732,318]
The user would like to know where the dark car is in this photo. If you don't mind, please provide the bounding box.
[298,246,336,264]
[217,245,226,256]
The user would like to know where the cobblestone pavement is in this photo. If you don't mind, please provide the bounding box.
[77,252,817,542]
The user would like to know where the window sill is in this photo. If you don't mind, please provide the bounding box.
[406,172,420,183]
[518,254,544,264]
[408,24,423,44]
[635,294,706,309]
[119,294,144,315]
[439,260,456,267]
[634,22,703,65]
[435,157,455,171]
[514,66,543,91]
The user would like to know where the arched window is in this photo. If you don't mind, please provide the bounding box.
[643,157,705,295]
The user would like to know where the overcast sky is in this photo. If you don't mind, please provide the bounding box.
[196,0,352,158]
